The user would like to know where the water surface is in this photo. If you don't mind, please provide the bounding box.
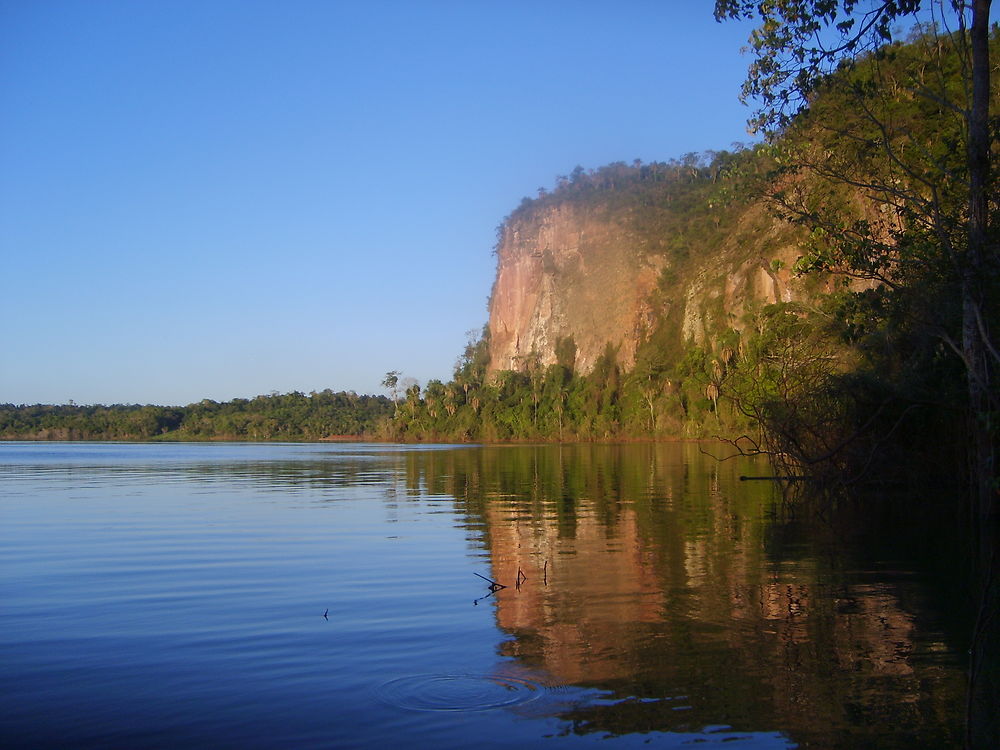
[0,442,966,748]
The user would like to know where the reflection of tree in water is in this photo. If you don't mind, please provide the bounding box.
[405,444,966,749]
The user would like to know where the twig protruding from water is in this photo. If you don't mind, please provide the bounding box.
[474,571,506,592]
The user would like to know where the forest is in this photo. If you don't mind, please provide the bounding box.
[0,390,393,441]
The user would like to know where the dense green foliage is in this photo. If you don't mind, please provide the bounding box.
[721,26,1000,489]
[716,5,999,746]
[508,152,755,262]
[0,390,393,441]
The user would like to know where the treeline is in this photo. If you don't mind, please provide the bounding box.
[382,324,744,444]
[0,390,393,441]
[383,294,905,485]
[504,150,757,264]
[509,151,752,219]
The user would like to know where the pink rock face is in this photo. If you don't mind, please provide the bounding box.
[487,204,664,375]
[485,194,860,377]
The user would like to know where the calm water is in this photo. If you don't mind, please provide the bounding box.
[0,442,966,748]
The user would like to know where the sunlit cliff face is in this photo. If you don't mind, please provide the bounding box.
[485,190,878,380]
[485,201,815,378]
[487,204,664,375]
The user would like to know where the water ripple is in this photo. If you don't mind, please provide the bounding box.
[374,673,543,712]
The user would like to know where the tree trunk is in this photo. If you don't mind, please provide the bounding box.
[966,1,994,545]
[965,2,997,747]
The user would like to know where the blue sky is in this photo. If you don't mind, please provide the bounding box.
[2,1,761,406]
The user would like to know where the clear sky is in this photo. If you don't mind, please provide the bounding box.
[2,0,762,406]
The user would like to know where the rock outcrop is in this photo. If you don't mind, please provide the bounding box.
[486,193,826,376]
[487,204,665,374]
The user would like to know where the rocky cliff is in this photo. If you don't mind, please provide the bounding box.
[488,203,665,374]
[486,169,833,376]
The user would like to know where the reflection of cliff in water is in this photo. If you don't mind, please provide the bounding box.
[404,443,965,749]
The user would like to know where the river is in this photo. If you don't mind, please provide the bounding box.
[0,441,967,748]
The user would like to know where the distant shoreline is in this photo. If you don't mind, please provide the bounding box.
[1,434,725,446]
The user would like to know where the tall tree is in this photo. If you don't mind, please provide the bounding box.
[381,370,401,415]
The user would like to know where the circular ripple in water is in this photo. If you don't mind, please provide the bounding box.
[375,673,543,712]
